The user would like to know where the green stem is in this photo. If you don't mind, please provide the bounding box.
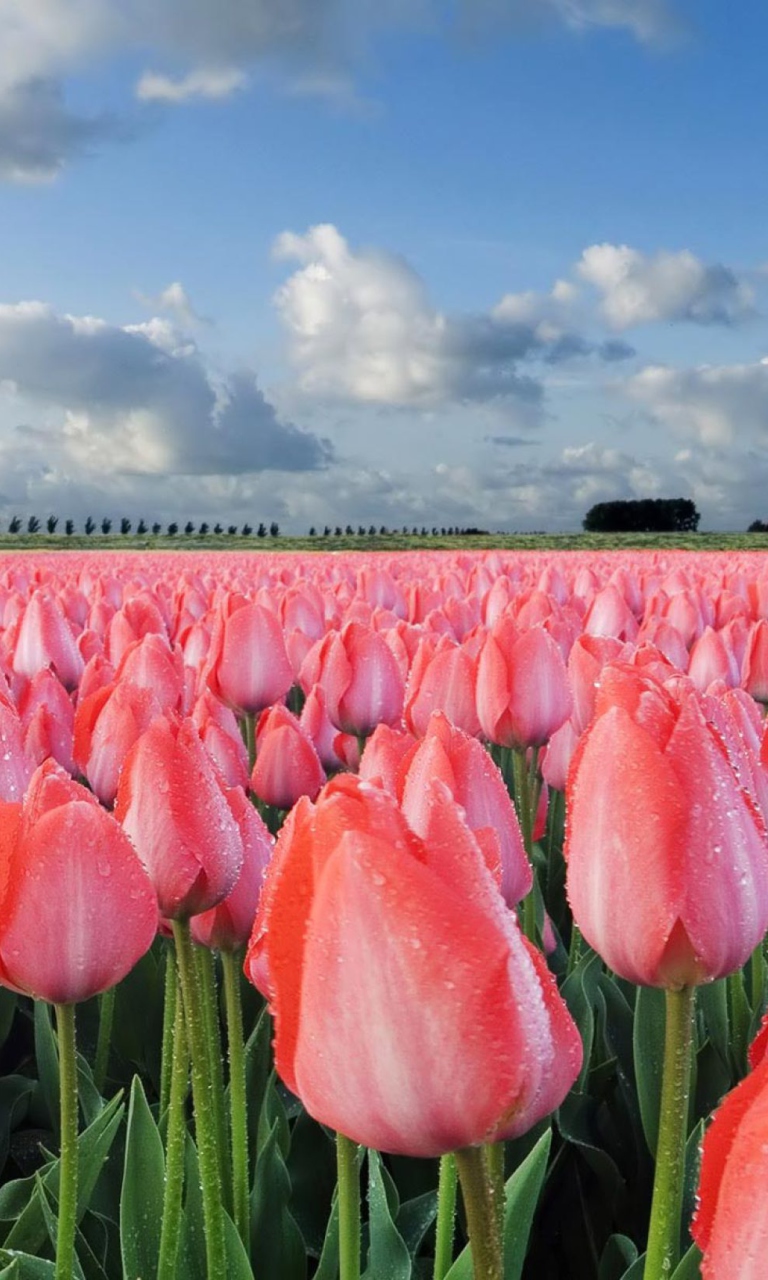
[454,1146,503,1280]
[484,1142,505,1240]
[160,944,178,1119]
[54,1003,79,1280]
[172,920,227,1280]
[433,1154,458,1280]
[244,712,256,772]
[643,985,696,1280]
[222,950,250,1253]
[93,986,115,1095]
[337,1132,361,1280]
[157,972,188,1280]
[195,946,231,1213]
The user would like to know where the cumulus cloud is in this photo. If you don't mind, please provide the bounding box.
[626,358,768,446]
[0,78,120,182]
[273,223,626,415]
[0,301,332,476]
[577,243,754,329]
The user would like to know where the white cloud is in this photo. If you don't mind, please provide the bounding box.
[134,282,210,328]
[0,300,332,476]
[577,243,754,329]
[626,358,768,446]
[135,67,247,102]
[273,223,627,414]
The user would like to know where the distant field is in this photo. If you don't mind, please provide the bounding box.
[0,531,767,553]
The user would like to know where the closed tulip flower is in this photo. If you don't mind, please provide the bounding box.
[0,760,158,1004]
[692,1048,768,1278]
[299,621,404,738]
[251,703,325,809]
[565,673,768,988]
[476,616,572,749]
[115,714,243,919]
[246,773,581,1158]
[191,787,273,952]
[204,598,293,715]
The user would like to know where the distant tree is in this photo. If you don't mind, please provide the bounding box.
[256,523,266,537]
[167,522,178,536]
[214,523,223,535]
[369,525,377,536]
[85,516,96,535]
[227,525,237,535]
[185,521,195,535]
[137,519,147,535]
[379,525,388,535]
[101,518,112,535]
[199,522,209,536]
[27,516,40,534]
[152,522,162,535]
[583,497,700,533]
[65,519,74,536]
[241,523,252,536]
[120,517,132,535]
[431,527,438,535]
[308,527,316,537]
[46,516,58,534]
[748,519,768,532]
[334,526,343,537]
[8,516,21,534]
[412,527,418,536]
[269,522,280,537]
[323,526,331,537]
[357,525,365,536]
[345,524,354,536]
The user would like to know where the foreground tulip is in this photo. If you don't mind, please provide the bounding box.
[246,773,581,1158]
[692,1048,768,1278]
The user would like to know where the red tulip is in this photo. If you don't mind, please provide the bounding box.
[0,760,158,1004]
[566,673,768,987]
[115,715,243,919]
[251,703,325,809]
[246,773,581,1157]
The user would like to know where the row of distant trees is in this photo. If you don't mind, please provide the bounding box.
[307,526,490,537]
[4,517,281,537]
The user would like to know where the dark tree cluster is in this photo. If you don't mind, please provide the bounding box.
[748,519,768,533]
[583,498,700,533]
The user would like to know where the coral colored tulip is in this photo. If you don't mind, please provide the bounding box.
[692,1052,768,1278]
[403,636,481,738]
[205,599,293,715]
[299,685,359,772]
[566,677,768,988]
[358,723,417,793]
[300,621,405,737]
[115,715,243,919]
[743,619,768,704]
[0,760,158,1004]
[191,689,249,789]
[251,703,325,809]
[73,679,172,806]
[397,712,532,907]
[18,669,75,774]
[476,617,572,748]
[246,774,581,1157]
[191,787,273,952]
[12,591,84,691]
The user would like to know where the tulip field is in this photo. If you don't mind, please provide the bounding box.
[0,549,768,1280]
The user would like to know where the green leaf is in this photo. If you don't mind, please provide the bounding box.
[33,1005,60,1145]
[250,1121,306,1280]
[598,1234,638,1280]
[0,1253,56,1278]
[177,1136,206,1280]
[446,1129,552,1280]
[257,1072,290,1161]
[633,986,666,1157]
[362,1150,411,1280]
[223,1211,255,1279]
[0,1078,36,1177]
[670,1243,702,1279]
[396,1191,438,1260]
[313,1193,339,1280]
[561,950,603,1090]
[0,991,17,1051]
[697,980,729,1068]
[120,1077,165,1280]
[680,1121,704,1260]
[619,1257,646,1280]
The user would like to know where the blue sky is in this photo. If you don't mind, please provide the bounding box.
[0,0,766,531]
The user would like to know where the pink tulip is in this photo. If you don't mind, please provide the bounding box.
[477,617,572,748]
[251,704,326,809]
